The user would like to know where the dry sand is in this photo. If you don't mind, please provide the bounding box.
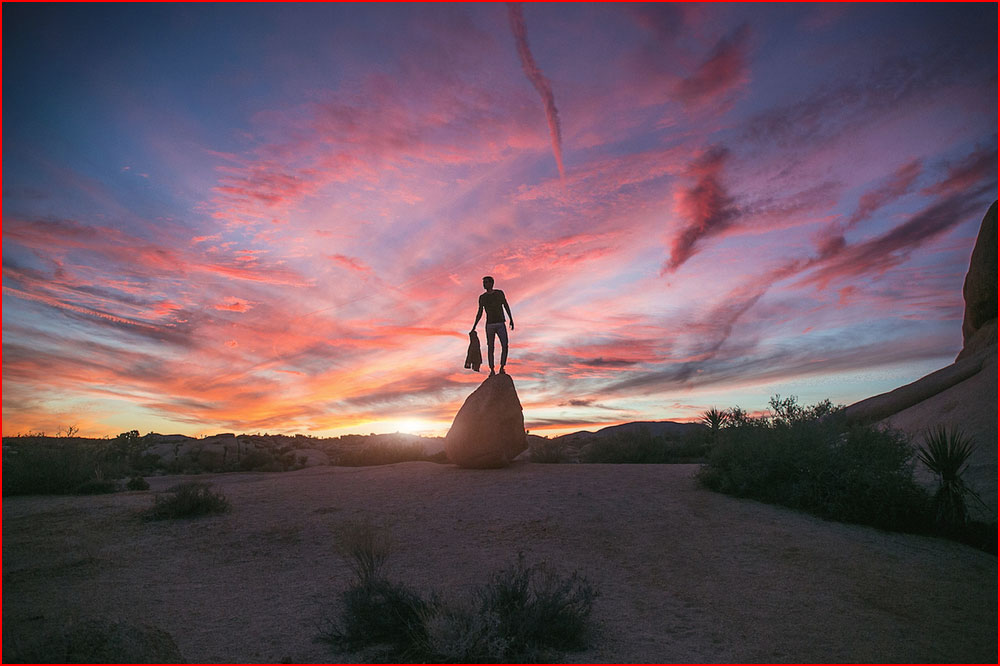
[3,463,996,663]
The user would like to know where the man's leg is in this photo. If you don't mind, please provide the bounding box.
[497,324,509,372]
[486,324,497,373]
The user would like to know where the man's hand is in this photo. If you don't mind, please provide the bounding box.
[509,321,515,331]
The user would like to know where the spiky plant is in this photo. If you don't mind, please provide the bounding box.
[916,426,983,527]
[701,408,729,434]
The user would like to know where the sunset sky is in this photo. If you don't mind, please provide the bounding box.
[3,3,996,439]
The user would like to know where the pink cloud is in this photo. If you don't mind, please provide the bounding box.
[214,299,254,313]
[327,254,373,275]
[663,146,738,274]
[675,23,751,109]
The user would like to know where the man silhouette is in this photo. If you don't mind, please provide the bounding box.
[471,276,514,375]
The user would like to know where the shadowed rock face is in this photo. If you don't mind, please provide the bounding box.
[959,200,997,361]
[445,373,527,468]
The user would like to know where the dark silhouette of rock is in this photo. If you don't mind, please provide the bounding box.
[445,373,527,468]
[958,200,997,361]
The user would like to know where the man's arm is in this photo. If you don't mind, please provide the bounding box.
[503,296,514,330]
[471,303,484,333]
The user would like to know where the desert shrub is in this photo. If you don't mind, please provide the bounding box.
[321,522,428,655]
[74,479,120,495]
[580,428,708,464]
[324,577,429,654]
[238,448,275,471]
[529,438,568,463]
[337,520,393,584]
[126,476,150,491]
[142,482,230,520]
[131,452,163,475]
[334,442,430,467]
[470,554,597,659]
[698,396,930,532]
[3,443,102,496]
[916,425,987,528]
[320,527,599,662]
[196,449,226,472]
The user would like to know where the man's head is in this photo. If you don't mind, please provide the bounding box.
[482,276,495,290]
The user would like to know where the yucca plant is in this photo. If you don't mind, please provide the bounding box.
[701,407,730,437]
[916,426,984,527]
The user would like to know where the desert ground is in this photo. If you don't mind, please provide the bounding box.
[3,462,996,663]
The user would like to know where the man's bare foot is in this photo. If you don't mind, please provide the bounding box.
[499,367,506,375]
[489,368,496,376]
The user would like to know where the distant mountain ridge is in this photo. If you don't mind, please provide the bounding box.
[547,420,705,443]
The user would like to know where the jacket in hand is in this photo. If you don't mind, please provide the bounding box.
[465,331,482,371]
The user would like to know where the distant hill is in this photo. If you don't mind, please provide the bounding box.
[547,420,705,445]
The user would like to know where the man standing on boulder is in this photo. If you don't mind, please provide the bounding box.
[471,276,514,375]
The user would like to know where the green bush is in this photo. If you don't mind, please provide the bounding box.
[142,482,230,520]
[580,428,707,464]
[698,396,931,532]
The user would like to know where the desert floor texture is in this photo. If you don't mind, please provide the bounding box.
[3,463,996,663]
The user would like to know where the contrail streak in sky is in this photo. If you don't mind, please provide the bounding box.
[507,2,565,179]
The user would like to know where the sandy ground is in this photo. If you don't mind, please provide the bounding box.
[3,463,996,664]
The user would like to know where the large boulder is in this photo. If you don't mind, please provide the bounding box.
[445,374,527,468]
[958,200,997,361]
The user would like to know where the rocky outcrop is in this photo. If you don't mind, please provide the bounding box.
[958,201,997,361]
[845,200,997,516]
[445,373,527,468]
[842,352,990,424]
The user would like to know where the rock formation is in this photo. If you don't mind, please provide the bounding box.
[958,200,997,362]
[845,200,997,516]
[445,373,527,468]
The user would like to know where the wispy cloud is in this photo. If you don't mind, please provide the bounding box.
[507,2,565,179]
